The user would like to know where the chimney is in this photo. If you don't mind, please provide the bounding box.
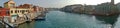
[111,0,114,5]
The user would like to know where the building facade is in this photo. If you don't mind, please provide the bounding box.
[0,0,45,23]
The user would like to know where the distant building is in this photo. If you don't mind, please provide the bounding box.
[70,4,84,13]
[84,5,96,14]
[95,2,111,15]
[62,4,84,13]
[95,2,118,15]
[33,6,45,12]
[62,4,95,14]
[62,5,73,12]
[116,3,120,13]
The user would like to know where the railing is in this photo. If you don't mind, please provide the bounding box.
[1,20,14,28]
[0,18,14,28]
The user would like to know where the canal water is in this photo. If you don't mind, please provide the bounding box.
[18,11,120,28]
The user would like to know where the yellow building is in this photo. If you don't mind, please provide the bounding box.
[4,0,15,8]
[4,0,44,23]
[10,8,29,22]
[4,0,30,23]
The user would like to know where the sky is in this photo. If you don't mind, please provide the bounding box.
[0,0,120,8]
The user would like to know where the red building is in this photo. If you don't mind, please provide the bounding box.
[33,6,44,12]
[17,4,32,8]
[0,8,10,17]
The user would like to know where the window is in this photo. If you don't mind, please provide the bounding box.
[10,3,14,8]
[15,10,17,13]
[22,10,25,14]
[17,10,19,13]
[20,10,22,13]
[26,10,27,12]
[11,10,13,13]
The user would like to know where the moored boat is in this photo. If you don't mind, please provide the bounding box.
[35,17,45,20]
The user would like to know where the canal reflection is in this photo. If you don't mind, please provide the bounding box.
[95,15,119,28]
[18,21,35,28]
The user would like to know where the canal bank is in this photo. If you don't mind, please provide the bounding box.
[15,11,120,28]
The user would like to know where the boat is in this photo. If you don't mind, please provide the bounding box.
[34,17,45,21]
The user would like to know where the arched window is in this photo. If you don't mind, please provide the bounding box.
[15,10,17,13]
[11,10,13,13]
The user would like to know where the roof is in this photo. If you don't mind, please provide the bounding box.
[17,4,32,8]
[0,8,10,10]
[4,0,15,4]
